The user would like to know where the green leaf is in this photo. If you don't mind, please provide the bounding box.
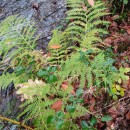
[123,0,128,4]
[101,115,112,122]
[120,88,124,96]
[76,98,84,103]
[56,120,64,130]
[81,121,89,130]
[86,49,94,55]
[68,95,75,102]
[15,66,25,75]
[113,95,118,100]
[66,105,76,113]
[56,111,64,119]
[29,60,36,65]
[118,78,122,84]
[37,70,48,78]
[111,87,117,94]
[47,116,55,124]
[46,66,57,73]
[90,117,97,126]
[124,68,130,73]
[115,85,121,91]
[76,89,84,97]
[47,75,57,83]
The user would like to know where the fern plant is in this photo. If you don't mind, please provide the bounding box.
[0,15,42,88]
[16,79,88,130]
[65,0,109,49]
[56,51,92,88]
[0,15,38,59]
[47,29,68,66]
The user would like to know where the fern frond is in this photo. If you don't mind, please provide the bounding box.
[0,73,19,89]
[56,52,93,88]
[65,0,109,49]
[16,80,59,129]
[0,15,39,68]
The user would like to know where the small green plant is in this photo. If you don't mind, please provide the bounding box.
[37,66,57,83]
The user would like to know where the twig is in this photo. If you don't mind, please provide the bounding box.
[0,115,34,130]
[121,3,124,14]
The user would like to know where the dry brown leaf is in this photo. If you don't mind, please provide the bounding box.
[71,89,76,95]
[112,15,119,20]
[89,104,95,112]
[49,45,62,49]
[106,120,114,128]
[126,112,130,120]
[87,0,94,7]
[62,83,68,90]
[127,27,130,35]
[51,99,62,112]
[108,106,119,118]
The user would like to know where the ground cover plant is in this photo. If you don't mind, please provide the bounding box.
[0,0,130,129]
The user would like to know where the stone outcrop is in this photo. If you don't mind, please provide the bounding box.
[0,0,66,49]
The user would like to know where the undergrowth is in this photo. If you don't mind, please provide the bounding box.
[0,0,130,130]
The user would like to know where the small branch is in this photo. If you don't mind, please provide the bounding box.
[121,3,124,14]
[0,115,34,130]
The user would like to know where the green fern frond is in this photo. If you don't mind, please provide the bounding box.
[0,15,39,68]
[65,0,109,49]
[16,80,59,129]
[47,29,68,66]
[0,73,19,89]
[56,52,93,88]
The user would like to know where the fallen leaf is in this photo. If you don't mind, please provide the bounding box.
[71,89,76,95]
[127,28,130,35]
[112,15,119,20]
[62,83,68,90]
[111,22,117,27]
[49,45,62,49]
[89,104,95,112]
[108,106,119,118]
[106,120,114,128]
[126,112,130,120]
[87,0,94,7]
[51,99,62,112]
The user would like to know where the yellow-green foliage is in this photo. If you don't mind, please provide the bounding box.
[0,73,19,89]
[48,30,67,66]
[56,51,93,88]
[17,80,55,127]
[0,15,39,70]
[65,0,109,49]
[0,15,43,88]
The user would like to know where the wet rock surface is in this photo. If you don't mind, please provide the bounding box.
[0,0,66,48]
[0,0,66,129]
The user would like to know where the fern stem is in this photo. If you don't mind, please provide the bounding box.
[0,115,34,130]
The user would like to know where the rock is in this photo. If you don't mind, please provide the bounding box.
[7,68,14,73]
[0,0,66,48]
[0,71,3,76]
